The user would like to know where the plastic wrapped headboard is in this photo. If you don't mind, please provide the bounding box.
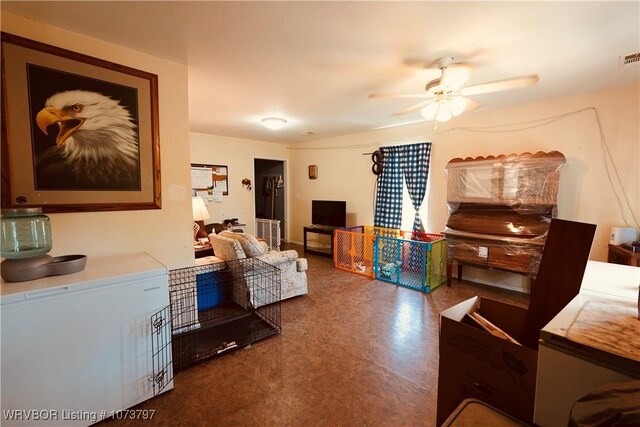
[445,151,566,215]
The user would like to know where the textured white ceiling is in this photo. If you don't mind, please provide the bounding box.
[2,1,639,144]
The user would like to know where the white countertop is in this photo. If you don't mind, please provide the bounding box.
[542,261,638,337]
[540,260,640,374]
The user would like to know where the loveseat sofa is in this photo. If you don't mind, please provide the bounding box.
[207,231,308,302]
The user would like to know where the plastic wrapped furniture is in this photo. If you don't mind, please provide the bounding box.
[444,151,565,285]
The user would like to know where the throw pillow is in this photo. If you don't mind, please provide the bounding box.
[208,233,246,261]
[220,231,268,258]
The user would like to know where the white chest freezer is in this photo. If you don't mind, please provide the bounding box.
[1,253,173,426]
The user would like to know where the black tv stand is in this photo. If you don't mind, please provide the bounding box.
[303,225,338,258]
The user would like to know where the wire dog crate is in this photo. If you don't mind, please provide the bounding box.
[169,258,281,371]
[256,218,281,251]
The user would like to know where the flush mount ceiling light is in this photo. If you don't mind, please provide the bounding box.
[261,117,287,131]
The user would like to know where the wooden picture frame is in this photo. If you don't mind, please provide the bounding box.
[1,33,161,212]
[308,165,318,180]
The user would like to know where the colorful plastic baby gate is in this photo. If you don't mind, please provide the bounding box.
[334,226,447,293]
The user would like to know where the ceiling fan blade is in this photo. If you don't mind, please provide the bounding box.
[369,93,434,99]
[460,96,483,113]
[392,99,435,116]
[459,74,539,96]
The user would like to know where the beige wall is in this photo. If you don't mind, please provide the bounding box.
[190,132,291,237]
[3,13,194,269]
[289,83,640,291]
[9,11,637,282]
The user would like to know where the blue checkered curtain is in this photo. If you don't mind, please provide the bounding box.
[374,146,403,229]
[401,142,432,231]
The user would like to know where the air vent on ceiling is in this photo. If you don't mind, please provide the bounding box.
[300,131,316,136]
[620,52,640,68]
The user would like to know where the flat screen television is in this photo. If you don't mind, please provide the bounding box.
[312,200,346,228]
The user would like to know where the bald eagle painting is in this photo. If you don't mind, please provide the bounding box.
[34,89,141,190]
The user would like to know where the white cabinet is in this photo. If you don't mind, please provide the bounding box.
[1,253,173,426]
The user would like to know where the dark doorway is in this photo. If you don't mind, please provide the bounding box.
[254,159,285,239]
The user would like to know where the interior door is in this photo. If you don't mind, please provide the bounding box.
[254,159,285,239]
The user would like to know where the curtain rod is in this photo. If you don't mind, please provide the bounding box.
[362,140,431,155]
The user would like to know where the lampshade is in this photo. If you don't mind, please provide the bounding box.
[261,117,287,131]
[192,197,210,221]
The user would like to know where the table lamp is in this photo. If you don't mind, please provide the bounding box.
[192,197,210,241]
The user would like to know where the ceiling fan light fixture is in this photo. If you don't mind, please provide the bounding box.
[420,102,439,120]
[422,100,453,122]
[374,57,537,123]
[449,96,468,116]
[435,103,452,122]
[261,117,287,131]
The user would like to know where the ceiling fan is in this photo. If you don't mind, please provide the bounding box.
[370,56,539,123]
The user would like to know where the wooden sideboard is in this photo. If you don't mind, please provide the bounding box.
[608,243,640,267]
[444,151,566,285]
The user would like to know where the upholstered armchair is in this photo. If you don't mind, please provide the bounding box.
[207,231,308,302]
